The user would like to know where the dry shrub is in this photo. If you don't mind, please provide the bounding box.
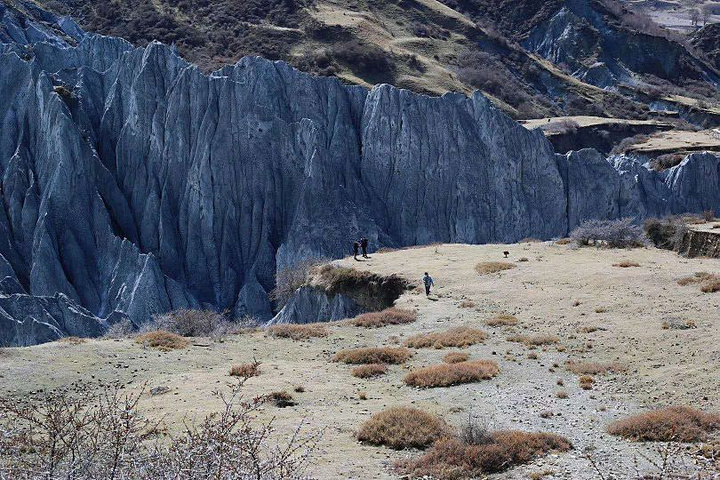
[404,327,487,349]
[352,364,388,378]
[149,309,235,340]
[104,319,135,339]
[0,382,318,479]
[485,314,518,327]
[270,257,325,309]
[267,391,296,408]
[555,238,573,245]
[268,323,328,340]
[459,300,476,308]
[677,272,720,293]
[350,308,416,328]
[570,218,647,248]
[701,278,720,293]
[442,352,469,364]
[404,360,499,388]
[518,257,529,262]
[556,390,568,399]
[607,407,720,442]
[229,360,260,379]
[566,361,625,375]
[594,307,607,313]
[398,430,571,477]
[507,334,558,346]
[357,407,448,449]
[613,261,640,268]
[579,325,598,333]
[333,347,412,365]
[135,331,189,351]
[57,336,86,345]
[475,262,516,274]
[579,375,595,390]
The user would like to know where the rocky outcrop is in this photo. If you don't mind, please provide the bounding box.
[524,0,719,90]
[676,229,720,258]
[1,1,720,345]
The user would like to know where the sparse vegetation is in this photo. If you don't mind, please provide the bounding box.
[556,390,569,399]
[351,364,388,379]
[57,336,86,345]
[357,407,448,450]
[579,375,595,390]
[135,330,189,351]
[570,218,647,248]
[607,407,720,442]
[0,381,318,479]
[459,300,476,308]
[268,323,329,340]
[333,347,413,365]
[677,272,720,293]
[229,360,261,379]
[150,309,231,338]
[404,360,499,388]
[507,334,559,346]
[270,257,325,309]
[397,427,572,477]
[613,261,640,268]
[475,262,516,274]
[566,361,625,375]
[644,217,688,250]
[485,314,518,327]
[404,327,487,349]
[267,390,296,408]
[442,352,470,364]
[350,308,416,328]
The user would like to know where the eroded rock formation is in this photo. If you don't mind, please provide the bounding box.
[1,2,719,345]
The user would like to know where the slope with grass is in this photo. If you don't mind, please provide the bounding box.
[1,242,718,478]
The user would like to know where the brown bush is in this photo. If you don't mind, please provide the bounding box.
[397,431,572,477]
[459,300,476,308]
[350,308,416,328]
[352,364,388,378]
[267,391,296,408]
[57,336,86,345]
[404,360,499,388]
[555,238,573,245]
[268,323,328,340]
[579,375,595,390]
[506,334,559,346]
[333,347,412,365]
[135,331,189,351]
[404,327,487,349]
[475,262,516,274]
[556,390,569,399]
[442,352,469,364]
[566,361,625,375]
[607,407,720,442]
[229,361,260,379]
[677,272,720,293]
[485,314,518,327]
[357,407,449,449]
[613,261,640,268]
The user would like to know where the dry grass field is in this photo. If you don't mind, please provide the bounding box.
[1,242,719,478]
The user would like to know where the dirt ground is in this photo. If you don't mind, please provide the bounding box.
[1,241,719,479]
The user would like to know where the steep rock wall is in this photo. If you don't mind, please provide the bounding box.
[1,2,719,344]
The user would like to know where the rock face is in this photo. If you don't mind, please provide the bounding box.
[1,2,719,345]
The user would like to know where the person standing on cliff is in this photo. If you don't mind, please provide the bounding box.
[353,241,360,261]
[360,237,369,258]
[423,272,434,296]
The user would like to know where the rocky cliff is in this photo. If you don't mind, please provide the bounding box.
[1,1,719,346]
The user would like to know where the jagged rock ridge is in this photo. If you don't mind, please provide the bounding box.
[0,3,719,345]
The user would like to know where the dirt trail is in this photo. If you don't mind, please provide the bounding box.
[1,242,718,478]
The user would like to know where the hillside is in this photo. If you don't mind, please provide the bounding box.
[21,0,720,122]
[1,242,719,478]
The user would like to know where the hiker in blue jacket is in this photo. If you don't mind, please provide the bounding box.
[423,272,434,296]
